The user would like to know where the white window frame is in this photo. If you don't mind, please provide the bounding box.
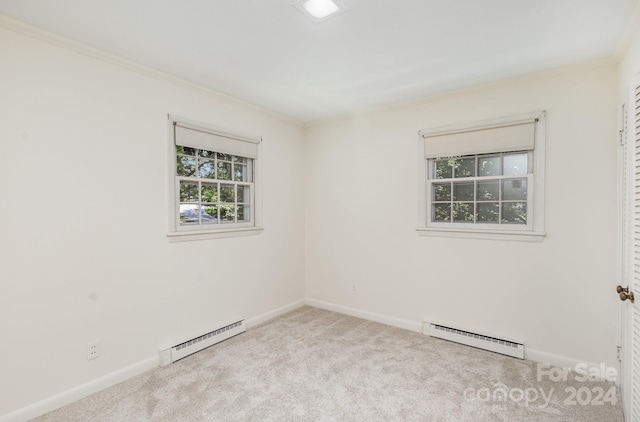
[166,115,263,241]
[416,111,546,242]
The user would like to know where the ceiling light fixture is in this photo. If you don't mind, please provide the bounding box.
[292,0,347,23]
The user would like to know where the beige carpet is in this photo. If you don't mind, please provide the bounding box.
[32,306,623,421]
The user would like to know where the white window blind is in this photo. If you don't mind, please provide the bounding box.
[422,120,536,158]
[174,123,260,159]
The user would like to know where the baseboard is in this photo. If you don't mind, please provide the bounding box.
[305,299,423,333]
[525,348,583,369]
[1,300,306,422]
[305,299,617,381]
[2,300,613,422]
[525,348,618,383]
[246,299,306,329]
[0,356,158,422]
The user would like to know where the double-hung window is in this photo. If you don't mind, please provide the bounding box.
[418,112,546,241]
[167,116,262,239]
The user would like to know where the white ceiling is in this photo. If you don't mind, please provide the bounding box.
[0,0,637,122]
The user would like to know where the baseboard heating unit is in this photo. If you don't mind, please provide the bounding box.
[159,319,246,366]
[425,322,524,359]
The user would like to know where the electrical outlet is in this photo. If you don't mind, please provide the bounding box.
[351,284,357,295]
[87,341,100,360]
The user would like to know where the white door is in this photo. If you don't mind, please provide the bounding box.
[620,77,640,422]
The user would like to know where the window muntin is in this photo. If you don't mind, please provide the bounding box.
[176,146,254,228]
[427,152,531,227]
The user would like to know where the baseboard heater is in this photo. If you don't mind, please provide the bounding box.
[425,322,524,359]
[159,319,246,366]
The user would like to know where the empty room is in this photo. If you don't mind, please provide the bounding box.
[2,0,640,421]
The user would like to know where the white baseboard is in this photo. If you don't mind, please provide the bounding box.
[525,348,586,369]
[305,299,617,382]
[305,299,423,333]
[245,299,306,329]
[2,299,614,422]
[0,356,158,422]
[525,348,618,384]
[1,300,306,422]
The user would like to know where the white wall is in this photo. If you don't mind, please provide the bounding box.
[304,62,620,368]
[0,24,305,417]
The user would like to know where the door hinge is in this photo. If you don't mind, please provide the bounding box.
[619,129,625,146]
[617,346,622,361]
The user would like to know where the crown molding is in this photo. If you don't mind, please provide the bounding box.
[303,57,618,129]
[613,0,640,60]
[0,14,302,127]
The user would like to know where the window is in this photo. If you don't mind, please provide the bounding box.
[177,148,253,226]
[167,116,262,240]
[417,112,545,241]
[430,151,530,224]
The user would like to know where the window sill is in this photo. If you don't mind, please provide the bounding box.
[167,226,264,242]
[416,227,545,242]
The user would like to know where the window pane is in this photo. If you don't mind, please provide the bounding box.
[435,159,453,179]
[217,162,232,180]
[199,207,215,224]
[202,205,218,223]
[220,204,236,222]
[220,184,235,203]
[199,149,215,158]
[503,153,527,175]
[502,178,527,201]
[179,182,198,202]
[478,155,501,176]
[198,159,215,179]
[432,183,451,201]
[201,183,218,203]
[177,156,196,177]
[237,185,250,203]
[237,204,250,222]
[233,156,247,163]
[502,202,527,224]
[477,202,499,223]
[477,180,499,201]
[453,203,474,222]
[453,181,474,201]
[455,157,476,178]
[234,164,248,182]
[179,204,200,225]
[217,153,232,161]
[433,203,451,222]
[176,146,196,156]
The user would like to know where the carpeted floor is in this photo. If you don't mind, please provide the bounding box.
[32,306,623,421]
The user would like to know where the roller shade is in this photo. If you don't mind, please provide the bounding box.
[174,123,260,159]
[423,120,536,158]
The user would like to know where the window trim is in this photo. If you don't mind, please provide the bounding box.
[166,114,263,241]
[416,111,546,242]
